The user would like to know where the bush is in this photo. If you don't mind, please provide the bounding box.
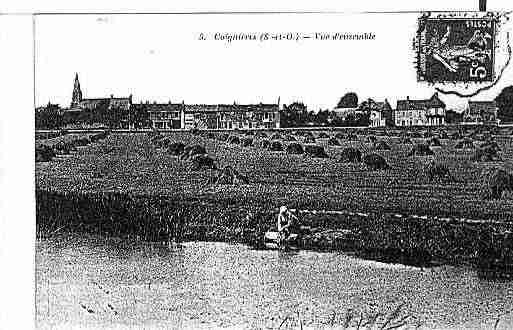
[363,154,389,170]
[283,135,297,142]
[35,145,56,162]
[454,138,474,149]
[260,139,270,149]
[256,132,268,138]
[242,138,253,147]
[425,162,452,182]
[244,131,255,136]
[328,138,340,146]
[269,141,283,152]
[373,140,391,150]
[189,154,216,171]
[168,142,186,156]
[286,143,304,154]
[339,147,362,163]
[181,145,207,160]
[408,143,434,156]
[481,168,513,199]
[304,145,328,158]
[215,166,249,185]
[317,132,330,139]
[270,133,282,140]
[450,132,462,140]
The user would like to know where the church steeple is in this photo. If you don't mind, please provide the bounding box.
[71,73,82,107]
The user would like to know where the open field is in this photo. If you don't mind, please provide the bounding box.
[37,130,513,220]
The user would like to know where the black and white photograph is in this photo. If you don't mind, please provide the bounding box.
[4,0,513,329]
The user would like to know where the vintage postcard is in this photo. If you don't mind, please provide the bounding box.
[26,3,513,330]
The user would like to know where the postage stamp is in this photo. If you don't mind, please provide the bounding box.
[416,12,497,83]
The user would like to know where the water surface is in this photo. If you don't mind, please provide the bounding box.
[36,235,513,329]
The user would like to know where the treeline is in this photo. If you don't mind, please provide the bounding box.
[280,102,369,128]
[35,101,150,129]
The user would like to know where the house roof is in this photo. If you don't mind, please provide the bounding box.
[185,103,278,113]
[468,101,497,115]
[135,103,184,112]
[396,93,445,111]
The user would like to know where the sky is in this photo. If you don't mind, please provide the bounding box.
[35,12,513,112]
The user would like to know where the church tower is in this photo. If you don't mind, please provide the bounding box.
[71,73,82,108]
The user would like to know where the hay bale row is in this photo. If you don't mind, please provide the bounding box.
[36,131,110,162]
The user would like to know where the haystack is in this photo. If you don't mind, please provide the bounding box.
[189,154,216,171]
[366,135,377,143]
[472,146,501,162]
[242,138,253,147]
[270,133,282,140]
[269,141,284,152]
[363,154,389,170]
[35,145,55,162]
[328,138,340,146]
[335,132,345,139]
[399,137,413,145]
[283,135,297,142]
[168,142,185,156]
[260,139,270,149]
[73,136,91,147]
[429,137,442,147]
[215,166,249,185]
[181,145,207,160]
[425,162,452,182]
[373,140,391,150]
[304,145,328,158]
[481,168,513,199]
[304,136,316,144]
[408,143,434,156]
[286,143,304,154]
[228,135,240,144]
[454,138,474,149]
[339,147,362,163]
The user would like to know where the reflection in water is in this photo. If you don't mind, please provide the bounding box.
[36,235,513,329]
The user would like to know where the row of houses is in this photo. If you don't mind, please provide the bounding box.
[64,74,500,130]
[141,102,280,130]
[334,92,499,128]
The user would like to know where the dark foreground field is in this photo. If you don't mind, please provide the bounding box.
[36,130,513,269]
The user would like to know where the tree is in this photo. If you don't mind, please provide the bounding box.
[336,92,358,108]
[495,86,513,123]
[445,109,463,124]
[35,104,63,129]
